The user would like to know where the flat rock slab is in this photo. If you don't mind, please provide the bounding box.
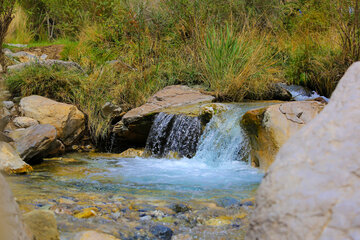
[114,85,214,144]
[122,85,215,124]
[247,62,360,239]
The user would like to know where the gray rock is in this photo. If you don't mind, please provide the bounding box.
[101,102,122,117]
[216,197,240,208]
[3,101,14,110]
[9,124,57,162]
[0,173,30,239]
[8,60,84,72]
[150,225,173,240]
[247,62,360,239]
[6,43,28,48]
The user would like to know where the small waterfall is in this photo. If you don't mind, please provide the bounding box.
[145,112,201,158]
[192,105,250,166]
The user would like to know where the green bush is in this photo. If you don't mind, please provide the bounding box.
[5,64,84,102]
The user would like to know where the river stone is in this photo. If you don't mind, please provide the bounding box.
[3,100,14,110]
[0,173,30,240]
[0,142,32,174]
[74,230,120,240]
[150,225,173,240]
[19,95,85,145]
[113,85,214,144]
[247,62,360,239]
[13,116,39,128]
[9,124,57,162]
[23,210,60,240]
[241,101,324,170]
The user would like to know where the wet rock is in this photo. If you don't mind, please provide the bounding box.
[169,203,191,213]
[13,116,39,128]
[0,142,32,174]
[0,173,30,240]
[118,148,144,158]
[9,124,57,163]
[74,207,98,218]
[20,95,85,145]
[113,85,214,145]
[216,197,240,208]
[241,101,324,170]
[205,217,232,226]
[75,230,120,240]
[23,210,59,240]
[150,225,173,240]
[269,83,292,101]
[247,62,360,240]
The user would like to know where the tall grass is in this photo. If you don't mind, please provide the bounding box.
[200,25,280,101]
[5,4,33,43]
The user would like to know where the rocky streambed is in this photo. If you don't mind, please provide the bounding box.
[0,72,332,239]
[6,103,270,240]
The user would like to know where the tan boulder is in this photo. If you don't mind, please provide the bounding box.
[19,95,85,145]
[114,85,214,144]
[241,101,324,170]
[0,173,30,240]
[74,230,120,240]
[0,142,32,174]
[23,210,60,240]
[247,62,360,239]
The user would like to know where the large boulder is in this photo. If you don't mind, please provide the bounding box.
[241,101,324,170]
[19,96,85,146]
[0,173,30,240]
[9,124,58,163]
[113,85,215,145]
[22,210,60,240]
[247,62,360,239]
[0,142,32,174]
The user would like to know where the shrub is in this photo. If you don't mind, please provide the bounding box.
[5,64,84,102]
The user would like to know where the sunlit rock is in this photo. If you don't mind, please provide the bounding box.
[19,95,85,145]
[247,62,360,239]
[242,101,324,170]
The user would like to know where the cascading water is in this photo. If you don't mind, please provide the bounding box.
[193,105,251,166]
[145,112,201,158]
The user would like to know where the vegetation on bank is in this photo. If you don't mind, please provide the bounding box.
[2,0,360,141]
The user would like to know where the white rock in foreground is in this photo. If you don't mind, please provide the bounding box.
[247,63,360,239]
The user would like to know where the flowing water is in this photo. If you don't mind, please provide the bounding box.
[6,102,274,240]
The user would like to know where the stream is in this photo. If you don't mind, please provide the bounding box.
[6,103,273,240]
